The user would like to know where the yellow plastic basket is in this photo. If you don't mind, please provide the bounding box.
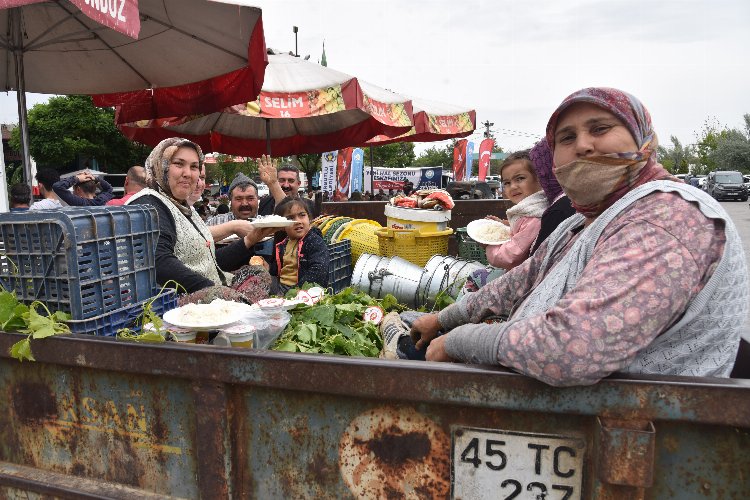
[375,228,453,267]
[337,220,382,264]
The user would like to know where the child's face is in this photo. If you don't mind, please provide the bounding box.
[283,204,311,239]
[501,161,542,205]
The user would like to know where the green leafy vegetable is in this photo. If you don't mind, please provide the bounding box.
[2,300,71,362]
[272,287,396,356]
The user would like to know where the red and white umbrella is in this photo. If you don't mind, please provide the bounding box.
[364,97,476,145]
[117,53,414,156]
[1,0,267,182]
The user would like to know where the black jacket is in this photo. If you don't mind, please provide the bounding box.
[270,227,329,288]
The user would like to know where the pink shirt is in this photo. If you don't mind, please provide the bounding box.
[485,216,541,270]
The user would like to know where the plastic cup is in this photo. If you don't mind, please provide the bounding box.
[171,331,196,343]
[222,324,255,348]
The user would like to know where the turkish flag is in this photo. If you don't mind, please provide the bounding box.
[452,139,467,183]
[334,147,353,201]
[478,138,494,181]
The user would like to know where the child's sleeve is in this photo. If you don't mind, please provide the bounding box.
[485,217,541,270]
[299,236,330,287]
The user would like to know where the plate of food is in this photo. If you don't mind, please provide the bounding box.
[466,218,511,246]
[162,299,255,331]
[250,215,295,228]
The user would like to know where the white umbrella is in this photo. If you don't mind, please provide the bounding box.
[0,0,267,187]
[118,53,415,157]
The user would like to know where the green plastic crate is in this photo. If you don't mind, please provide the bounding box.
[456,227,488,265]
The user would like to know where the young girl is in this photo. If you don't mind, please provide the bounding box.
[269,197,329,295]
[485,150,549,270]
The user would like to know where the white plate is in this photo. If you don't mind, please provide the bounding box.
[162,303,253,331]
[466,219,511,246]
[250,219,295,228]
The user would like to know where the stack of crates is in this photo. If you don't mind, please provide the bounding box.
[0,206,176,336]
[327,239,352,293]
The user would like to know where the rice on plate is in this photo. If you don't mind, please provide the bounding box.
[466,219,511,245]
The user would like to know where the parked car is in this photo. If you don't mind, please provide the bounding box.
[743,174,750,190]
[706,170,748,201]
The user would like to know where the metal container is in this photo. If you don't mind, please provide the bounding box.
[351,253,422,308]
[416,255,485,308]
[0,333,748,499]
[351,253,390,296]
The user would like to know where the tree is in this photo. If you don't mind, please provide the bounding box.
[657,136,694,174]
[9,95,146,172]
[205,154,259,188]
[412,142,454,168]
[295,154,321,188]
[368,142,416,167]
[709,115,750,174]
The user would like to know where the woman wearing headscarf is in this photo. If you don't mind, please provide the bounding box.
[127,138,274,297]
[398,87,748,386]
[528,139,576,254]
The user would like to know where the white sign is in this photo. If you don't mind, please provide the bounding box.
[320,151,337,196]
[452,426,585,500]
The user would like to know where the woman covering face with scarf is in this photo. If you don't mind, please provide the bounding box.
[127,138,274,299]
[403,88,748,386]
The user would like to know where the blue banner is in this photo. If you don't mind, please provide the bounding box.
[350,148,364,194]
[465,141,474,181]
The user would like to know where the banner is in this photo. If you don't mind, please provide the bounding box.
[478,138,494,181]
[452,139,467,183]
[364,167,442,193]
[320,151,337,197]
[334,147,353,201]
[465,141,475,181]
[350,148,364,195]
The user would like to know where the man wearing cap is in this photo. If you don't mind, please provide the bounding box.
[206,172,260,226]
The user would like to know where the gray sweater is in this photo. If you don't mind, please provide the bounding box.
[439,181,748,384]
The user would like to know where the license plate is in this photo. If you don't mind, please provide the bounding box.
[451,426,585,500]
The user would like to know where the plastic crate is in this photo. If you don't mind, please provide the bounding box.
[375,228,453,267]
[328,240,352,293]
[0,206,159,320]
[67,288,179,337]
[456,227,489,265]
[337,220,381,265]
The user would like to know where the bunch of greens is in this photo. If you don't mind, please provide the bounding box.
[1,291,71,362]
[116,283,183,343]
[273,287,404,356]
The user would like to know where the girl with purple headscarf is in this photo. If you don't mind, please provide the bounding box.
[528,139,576,254]
[399,87,747,386]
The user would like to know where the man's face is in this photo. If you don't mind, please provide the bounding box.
[230,185,259,219]
[278,169,301,196]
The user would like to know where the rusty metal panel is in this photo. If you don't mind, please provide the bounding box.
[0,361,200,498]
[0,333,748,498]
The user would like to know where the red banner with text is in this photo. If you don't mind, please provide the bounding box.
[478,138,494,181]
[452,139,468,182]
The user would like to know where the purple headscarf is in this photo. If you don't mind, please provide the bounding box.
[529,139,561,203]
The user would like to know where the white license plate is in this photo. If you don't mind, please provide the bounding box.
[451,426,585,500]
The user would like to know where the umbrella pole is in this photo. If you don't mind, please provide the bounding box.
[369,146,374,194]
[265,118,272,155]
[11,10,33,200]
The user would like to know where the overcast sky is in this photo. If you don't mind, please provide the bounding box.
[2,0,748,157]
